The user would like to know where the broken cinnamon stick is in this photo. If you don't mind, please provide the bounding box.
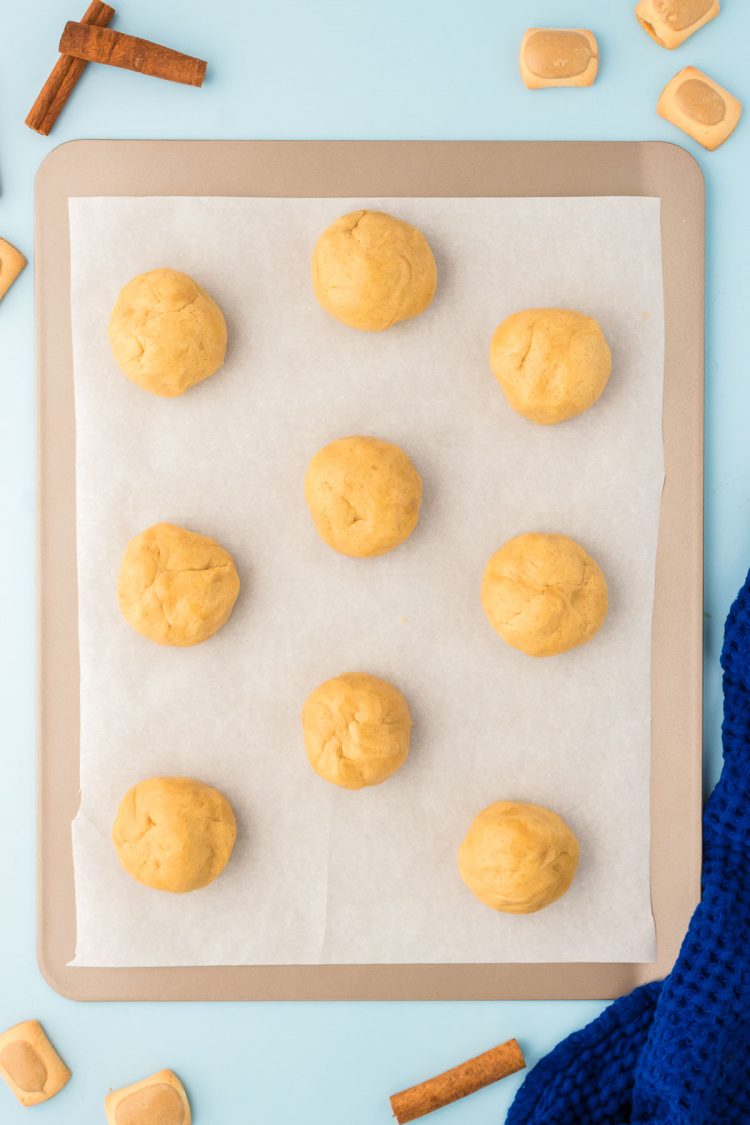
[59,22,207,87]
[390,1038,525,1123]
[25,1,115,135]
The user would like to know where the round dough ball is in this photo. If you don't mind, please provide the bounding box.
[311,210,437,331]
[458,800,580,914]
[481,532,608,657]
[304,436,422,558]
[489,308,611,424]
[117,522,240,646]
[112,776,237,893]
[302,672,412,789]
[108,268,227,397]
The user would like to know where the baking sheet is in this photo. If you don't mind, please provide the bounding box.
[67,193,662,967]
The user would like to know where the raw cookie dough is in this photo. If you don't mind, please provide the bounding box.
[105,1069,191,1125]
[481,532,608,657]
[302,672,412,789]
[304,436,422,558]
[636,0,719,49]
[520,29,599,89]
[0,1020,71,1107]
[311,210,437,331]
[0,237,27,304]
[458,800,580,914]
[117,522,240,646]
[108,267,227,397]
[113,777,237,894]
[658,66,741,151]
[489,308,611,425]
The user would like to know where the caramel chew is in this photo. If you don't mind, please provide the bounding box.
[25,1,115,135]
[0,1020,71,1108]
[636,0,720,50]
[520,29,598,89]
[390,1038,526,1123]
[0,238,27,304]
[105,1069,191,1125]
[658,66,741,150]
[59,22,207,87]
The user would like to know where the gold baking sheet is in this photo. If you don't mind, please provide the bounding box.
[36,140,703,1000]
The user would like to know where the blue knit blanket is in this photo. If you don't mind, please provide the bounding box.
[507,571,750,1124]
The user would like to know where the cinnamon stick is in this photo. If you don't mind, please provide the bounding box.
[390,1038,526,1123]
[25,1,115,135]
[59,22,207,87]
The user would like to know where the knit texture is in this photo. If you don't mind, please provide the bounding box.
[507,570,750,1125]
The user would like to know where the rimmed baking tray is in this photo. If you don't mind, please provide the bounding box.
[36,140,703,1000]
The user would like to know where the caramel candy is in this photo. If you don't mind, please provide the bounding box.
[0,1020,71,1107]
[658,67,741,150]
[636,0,719,49]
[520,29,598,89]
[0,237,27,303]
[105,1069,191,1125]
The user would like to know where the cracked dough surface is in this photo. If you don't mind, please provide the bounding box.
[311,209,437,331]
[458,800,580,914]
[302,672,412,789]
[108,268,227,397]
[304,435,422,558]
[489,307,611,424]
[117,522,240,646]
[481,532,608,656]
[112,777,237,894]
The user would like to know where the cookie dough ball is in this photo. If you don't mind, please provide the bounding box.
[117,522,240,646]
[458,800,580,914]
[489,308,611,424]
[481,532,608,656]
[312,210,437,331]
[302,672,412,789]
[113,777,237,893]
[108,268,227,397]
[305,436,422,558]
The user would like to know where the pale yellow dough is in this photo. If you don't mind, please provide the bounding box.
[0,1020,71,1108]
[459,801,580,914]
[311,210,437,331]
[489,308,611,424]
[117,522,240,647]
[113,777,237,894]
[481,532,608,657]
[304,436,422,558]
[105,1068,191,1125]
[302,672,412,789]
[108,268,227,397]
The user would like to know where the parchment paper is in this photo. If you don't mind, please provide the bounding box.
[68,195,663,966]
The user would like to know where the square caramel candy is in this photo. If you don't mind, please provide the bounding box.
[520,29,598,89]
[636,0,719,50]
[0,1020,71,1107]
[0,237,27,303]
[658,67,741,150]
[105,1069,191,1125]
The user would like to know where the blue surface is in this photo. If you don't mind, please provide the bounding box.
[0,1,745,1121]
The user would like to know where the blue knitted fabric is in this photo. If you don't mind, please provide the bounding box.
[507,570,750,1125]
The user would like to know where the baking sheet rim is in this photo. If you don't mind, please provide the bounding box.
[36,139,704,1001]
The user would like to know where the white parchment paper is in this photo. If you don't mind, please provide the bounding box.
[68,195,663,966]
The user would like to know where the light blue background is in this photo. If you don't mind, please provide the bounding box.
[0,1,746,1121]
